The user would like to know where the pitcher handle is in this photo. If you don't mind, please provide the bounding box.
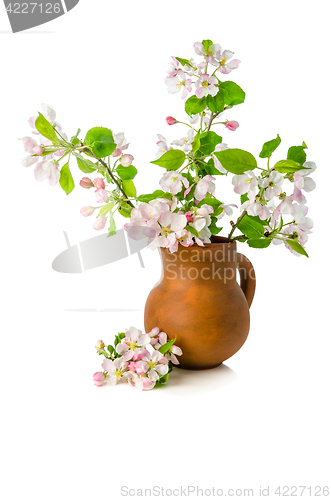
[237,252,256,308]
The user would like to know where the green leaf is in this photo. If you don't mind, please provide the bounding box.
[107,345,115,355]
[219,81,245,106]
[151,149,186,171]
[209,217,222,235]
[74,153,97,174]
[116,165,138,180]
[240,193,249,204]
[274,159,304,174]
[202,39,213,51]
[205,158,224,176]
[59,162,75,195]
[107,212,116,237]
[35,113,58,142]
[175,57,191,67]
[99,201,115,216]
[84,127,116,158]
[186,225,199,237]
[247,238,271,248]
[286,239,309,257]
[191,131,201,153]
[137,190,173,203]
[185,96,207,116]
[157,373,169,385]
[287,143,307,165]
[71,128,81,146]
[206,91,225,113]
[118,203,133,218]
[214,148,257,174]
[198,131,222,156]
[122,179,136,198]
[197,198,222,210]
[237,215,265,239]
[259,134,281,158]
[158,338,176,355]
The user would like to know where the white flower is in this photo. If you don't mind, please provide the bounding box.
[101,357,128,386]
[194,175,216,202]
[293,161,316,192]
[171,129,195,153]
[160,171,189,195]
[34,161,60,186]
[259,171,284,200]
[232,171,258,195]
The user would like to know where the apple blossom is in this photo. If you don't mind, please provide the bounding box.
[171,128,195,152]
[195,74,218,99]
[112,132,129,157]
[94,188,108,203]
[93,178,105,189]
[155,332,183,365]
[160,171,189,195]
[80,177,93,189]
[120,154,134,167]
[93,216,107,230]
[232,171,258,195]
[212,47,241,74]
[93,372,106,387]
[19,136,37,153]
[32,145,43,156]
[116,327,151,361]
[95,340,105,351]
[225,120,239,131]
[293,161,317,193]
[259,171,284,200]
[22,155,38,167]
[80,206,95,217]
[194,175,216,202]
[156,134,170,158]
[34,161,60,186]
[165,74,192,99]
[166,116,177,125]
[102,357,128,386]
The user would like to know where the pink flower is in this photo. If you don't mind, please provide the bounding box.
[95,188,108,203]
[112,132,130,157]
[80,177,93,189]
[127,373,156,391]
[185,212,194,223]
[93,372,106,387]
[80,206,95,217]
[160,170,189,195]
[232,171,257,195]
[293,162,317,193]
[115,327,151,361]
[194,175,216,202]
[156,134,170,158]
[213,48,240,74]
[166,116,177,125]
[34,161,60,186]
[93,177,105,189]
[195,74,218,99]
[19,136,37,153]
[165,75,193,99]
[120,154,134,167]
[166,56,182,77]
[225,120,239,131]
[22,155,38,168]
[155,332,183,365]
[171,128,195,153]
[93,216,107,230]
[32,145,43,156]
[28,116,39,135]
[101,358,128,386]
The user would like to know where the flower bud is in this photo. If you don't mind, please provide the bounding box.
[32,145,43,156]
[93,372,106,387]
[166,116,177,125]
[80,206,95,217]
[225,120,239,131]
[93,177,105,189]
[93,215,107,231]
[120,154,134,167]
[95,340,105,350]
[185,212,194,223]
[80,177,93,189]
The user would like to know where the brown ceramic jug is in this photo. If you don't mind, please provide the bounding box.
[144,236,256,370]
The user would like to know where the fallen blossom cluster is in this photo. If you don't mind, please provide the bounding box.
[93,327,182,391]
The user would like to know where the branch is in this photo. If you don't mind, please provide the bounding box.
[227,210,247,242]
[83,149,134,208]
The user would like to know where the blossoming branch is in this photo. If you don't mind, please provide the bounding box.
[20,39,316,257]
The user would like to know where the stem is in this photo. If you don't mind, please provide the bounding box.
[83,149,134,208]
[227,210,247,242]
[207,113,215,132]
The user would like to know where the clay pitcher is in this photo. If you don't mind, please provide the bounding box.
[144,236,256,370]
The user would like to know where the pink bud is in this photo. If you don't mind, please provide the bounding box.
[80,206,95,217]
[93,177,105,189]
[93,372,106,387]
[225,120,239,131]
[80,177,93,189]
[95,340,105,350]
[185,212,194,223]
[93,216,107,231]
[128,361,137,372]
[166,116,177,125]
[32,145,43,156]
[120,154,134,167]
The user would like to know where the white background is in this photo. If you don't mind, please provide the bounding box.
[1,1,330,499]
